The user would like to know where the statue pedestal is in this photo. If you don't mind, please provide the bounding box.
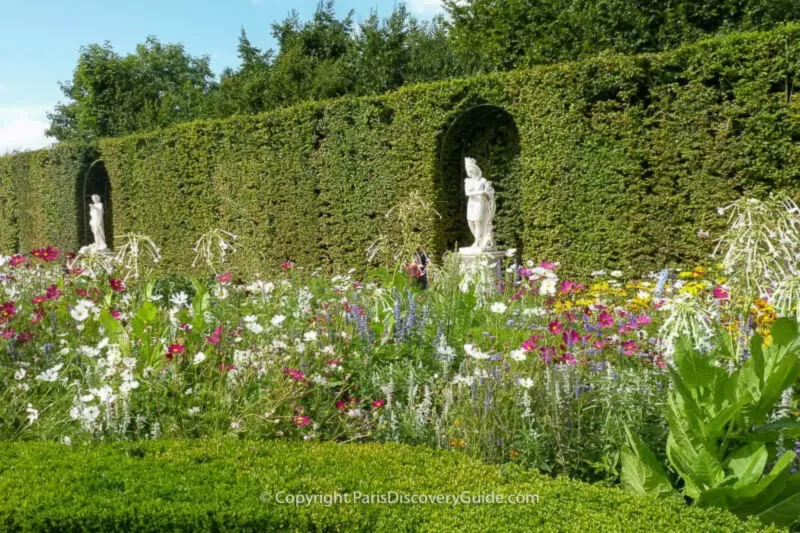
[458,248,506,290]
[78,245,113,256]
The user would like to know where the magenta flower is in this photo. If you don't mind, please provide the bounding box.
[713,286,729,300]
[46,284,61,301]
[562,328,580,346]
[283,367,306,382]
[0,301,17,324]
[165,343,185,360]
[9,255,25,267]
[294,415,311,428]
[539,346,556,363]
[215,272,232,284]
[598,311,614,328]
[637,315,652,326]
[622,340,639,356]
[540,261,558,271]
[562,353,577,366]
[548,320,563,335]
[206,326,222,345]
[109,279,126,293]
[372,398,386,408]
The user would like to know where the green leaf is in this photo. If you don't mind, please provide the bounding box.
[755,474,800,527]
[743,418,800,442]
[135,301,158,323]
[621,427,674,498]
[770,318,798,347]
[692,449,725,490]
[98,308,122,336]
[674,338,722,390]
[727,443,768,488]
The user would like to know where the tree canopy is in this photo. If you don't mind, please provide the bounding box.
[47,0,800,141]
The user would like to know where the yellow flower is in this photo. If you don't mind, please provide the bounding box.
[449,438,466,449]
[509,450,520,459]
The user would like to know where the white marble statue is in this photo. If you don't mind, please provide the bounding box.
[80,195,109,254]
[463,157,496,251]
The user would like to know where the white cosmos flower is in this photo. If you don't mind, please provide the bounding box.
[26,404,39,425]
[464,343,490,360]
[70,304,90,322]
[271,314,286,327]
[510,350,526,362]
[518,377,535,389]
[36,363,64,382]
[170,292,189,308]
[193,352,206,364]
[82,406,100,423]
[452,375,475,387]
[610,270,623,278]
[119,380,139,395]
[539,278,558,296]
[213,286,229,300]
[303,331,318,342]
[245,321,264,334]
[61,436,72,446]
[14,368,26,380]
[522,307,547,317]
[490,302,508,314]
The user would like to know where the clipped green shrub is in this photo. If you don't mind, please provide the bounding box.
[0,440,778,532]
[0,144,96,254]
[3,26,800,276]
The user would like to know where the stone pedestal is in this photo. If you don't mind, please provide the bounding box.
[78,245,113,256]
[458,248,506,293]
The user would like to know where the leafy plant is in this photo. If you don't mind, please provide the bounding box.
[622,319,800,526]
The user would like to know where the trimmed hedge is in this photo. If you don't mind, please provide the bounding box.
[0,144,97,253]
[0,440,779,532]
[3,25,800,275]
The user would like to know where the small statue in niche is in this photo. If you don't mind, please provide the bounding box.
[79,195,110,254]
[462,157,496,252]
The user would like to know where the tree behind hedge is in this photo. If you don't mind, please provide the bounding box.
[444,0,800,72]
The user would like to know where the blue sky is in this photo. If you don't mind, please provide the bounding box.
[0,0,444,153]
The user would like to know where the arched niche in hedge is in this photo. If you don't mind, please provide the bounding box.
[80,160,113,249]
[438,104,522,254]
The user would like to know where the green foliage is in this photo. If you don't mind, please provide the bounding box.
[622,319,800,527]
[444,0,800,72]
[0,144,96,253]
[3,26,800,275]
[47,37,216,142]
[0,439,778,532]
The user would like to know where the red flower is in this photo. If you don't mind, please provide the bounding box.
[548,320,563,335]
[521,335,542,352]
[0,301,17,324]
[336,401,347,410]
[281,261,295,270]
[283,367,306,382]
[371,399,386,409]
[46,284,61,301]
[561,353,577,366]
[110,310,121,320]
[713,286,729,300]
[165,343,185,360]
[323,359,342,366]
[8,255,25,267]
[32,295,47,305]
[109,279,126,293]
[31,247,61,262]
[404,263,424,278]
[1,328,15,339]
[206,326,222,345]
[215,272,232,284]
[294,415,311,428]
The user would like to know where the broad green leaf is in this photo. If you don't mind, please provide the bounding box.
[755,351,800,421]
[135,301,158,323]
[99,308,122,336]
[743,418,800,442]
[727,443,768,488]
[755,474,800,527]
[749,334,765,383]
[621,428,674,498]
[706,393,750,441]
[674,338,725,390]
[692,449,725,490]
[770,318,798,347]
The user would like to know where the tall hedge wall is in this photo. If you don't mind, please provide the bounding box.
[2,25,800,276]
[0,144,97,254]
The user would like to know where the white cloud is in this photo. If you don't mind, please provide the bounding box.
[407,0,445,15]
[0,105,54,155]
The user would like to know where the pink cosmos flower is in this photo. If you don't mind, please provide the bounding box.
[32,295,47,305]
[281,261,295,270]
[521,335,540,352]
[9,255,25,267]
[562,353,577,366]
[622,340,639,356]
[294,415,311,428]
[548,320,563,335]
[0,302,17,324]
[372,399,386,408]
[539,346,556,363]
[598,311,614,328]
[165,343,185,360]
[206,326,223,345]
[110,310,121,320]
[46,284,61,301]
[109,279,126,293]
[283,368,306,382]
[0,328,14,339]
[31,247,61,262]
[215,272,232,284]
[562,328,580,346]
[637,315,652,326]
[713,286,729,300]
[540,261,558,271]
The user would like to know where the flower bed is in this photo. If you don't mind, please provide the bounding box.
[0,439,776,532]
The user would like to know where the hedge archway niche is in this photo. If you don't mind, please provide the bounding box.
[438,105,522,255]
[80,160,113,250]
